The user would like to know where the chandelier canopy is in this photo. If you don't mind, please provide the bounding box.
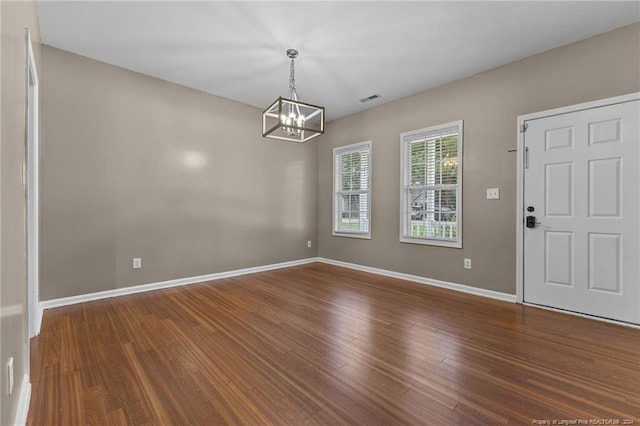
[262,49,325,143]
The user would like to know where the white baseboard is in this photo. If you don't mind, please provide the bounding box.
[15,374,31,426]
[38,257,319,319]
[35,306,42,336]
[317,257,517,303]
[37,255,516,331]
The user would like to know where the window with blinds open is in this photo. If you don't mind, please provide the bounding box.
[400,121,462,247]
[333,141,371,238]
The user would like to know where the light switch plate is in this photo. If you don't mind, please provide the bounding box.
[486,188,500,200]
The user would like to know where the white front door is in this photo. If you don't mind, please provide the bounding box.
[523,98,639,324]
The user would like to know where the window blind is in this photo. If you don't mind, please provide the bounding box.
[400,121,463,247]
[333,141,371,237]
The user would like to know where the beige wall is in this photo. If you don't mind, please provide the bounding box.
[40,46,318,301]
[1,1,40,424]
[318,23,640,295]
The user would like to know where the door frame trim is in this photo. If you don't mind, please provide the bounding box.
[516,92,640,305]
[25,28,40,338]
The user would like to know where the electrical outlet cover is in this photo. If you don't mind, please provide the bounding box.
[486,188,500,199]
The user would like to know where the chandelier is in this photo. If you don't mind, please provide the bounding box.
[262,49,325,143]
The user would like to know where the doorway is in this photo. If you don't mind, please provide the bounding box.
[517,93,639,325]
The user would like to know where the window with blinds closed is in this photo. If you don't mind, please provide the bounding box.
[400,121,463,247]
[333,141,372,238]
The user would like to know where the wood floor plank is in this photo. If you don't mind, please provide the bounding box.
[27,263,640,425]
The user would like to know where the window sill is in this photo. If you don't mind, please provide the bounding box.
[333,232,372,240]
[399,236,462,248]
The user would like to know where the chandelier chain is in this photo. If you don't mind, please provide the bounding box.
[288,58,298,101]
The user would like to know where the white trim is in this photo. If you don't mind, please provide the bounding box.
[399,120,463,248]
[524,303,640,330]
[332,140,372,154]
[38,258,319,314]
[332,140,372,239]
[398,237,461,248]
[516,93,640,308]
[331,232,372,240]
[519,93,640,124]
[516,118,525,303]
[25,28,40,338]
[36,255,517,329]
[317,257,516,303]
[15,374,31,426]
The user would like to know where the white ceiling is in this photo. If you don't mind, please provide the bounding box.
[37,1,639,121]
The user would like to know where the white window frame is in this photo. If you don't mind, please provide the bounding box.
[400,120,463,248]
[333,141,372,239]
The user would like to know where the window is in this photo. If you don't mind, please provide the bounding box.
[400,121,462,247]
[333,141,371,238]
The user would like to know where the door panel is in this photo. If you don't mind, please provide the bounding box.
[588,158,621,217]
[545,162,573,216]
[587,233,621,293]
[524,100,639,324]
[545,231,574,287]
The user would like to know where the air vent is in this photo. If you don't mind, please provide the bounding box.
[359,94,381,103]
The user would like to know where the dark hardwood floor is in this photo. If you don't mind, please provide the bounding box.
[28,263,640,425]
